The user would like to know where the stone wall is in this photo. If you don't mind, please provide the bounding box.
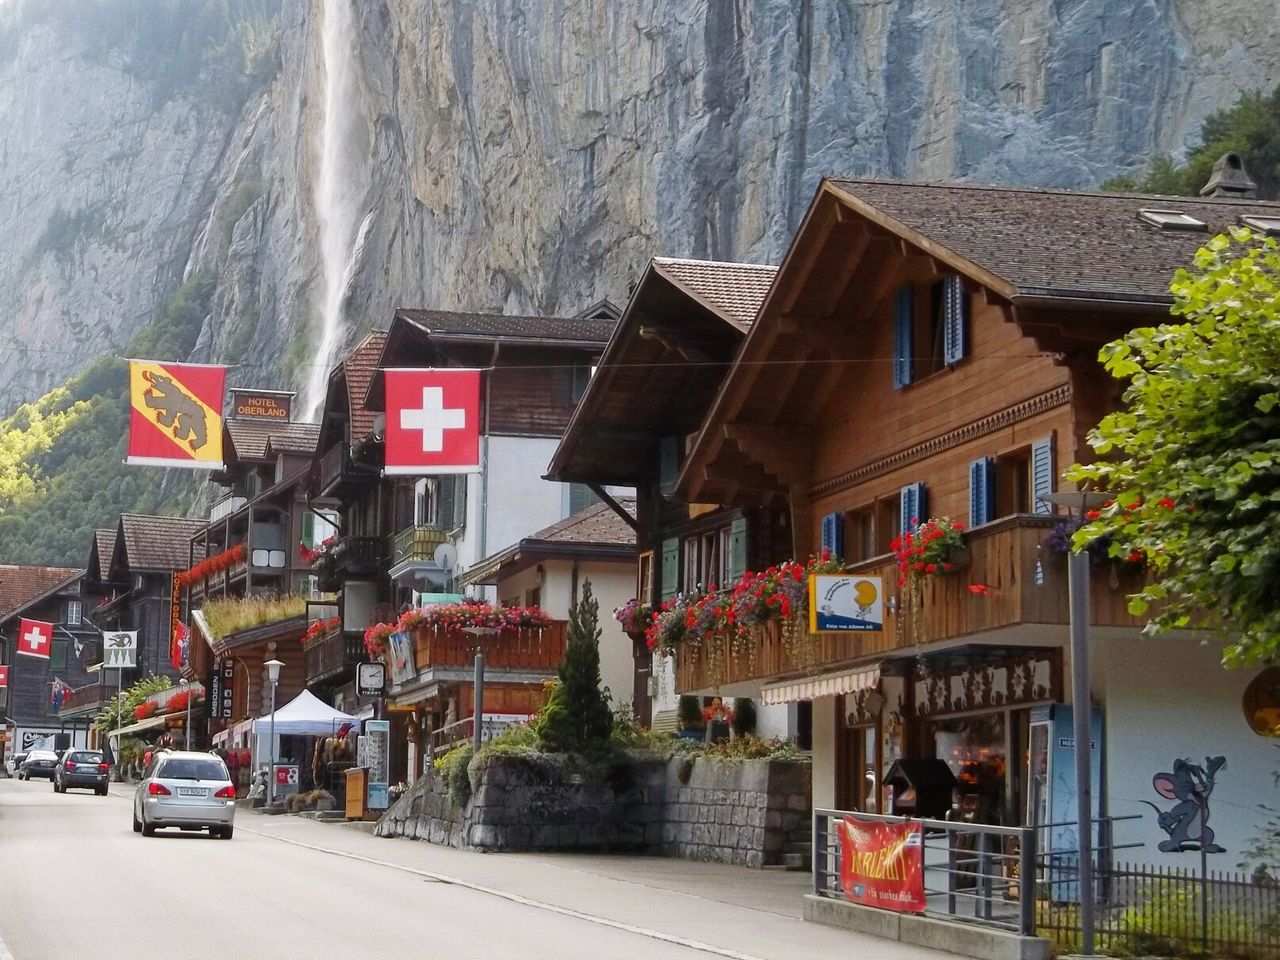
[375,752,812,869]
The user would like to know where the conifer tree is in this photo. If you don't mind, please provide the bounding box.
[536,580,613,752]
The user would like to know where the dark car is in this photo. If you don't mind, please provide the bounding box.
[18,750,59,781]
[54,749,110,795]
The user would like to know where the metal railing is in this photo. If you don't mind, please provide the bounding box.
[209,494,248,523]
[390,524,450,566]
[427,715,522,757]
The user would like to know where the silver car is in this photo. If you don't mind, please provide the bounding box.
[132,750,236,839]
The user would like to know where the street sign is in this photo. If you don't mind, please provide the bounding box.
[102,631,138,669]
[356,661,386,698]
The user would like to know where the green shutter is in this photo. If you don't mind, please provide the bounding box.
[569,483,601,515]
[453,475,467,528]
[660,538,680,600]
[727,517,748,583]
[438,476,455,530]
[658,436,679,497]
[301,510,315,548]
[50,640,67,670]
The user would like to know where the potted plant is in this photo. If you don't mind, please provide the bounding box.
[892,516,968,586]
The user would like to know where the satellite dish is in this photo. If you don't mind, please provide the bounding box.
[433,543,458,572]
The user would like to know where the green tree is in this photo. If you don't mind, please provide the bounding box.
[1069,228,1280,665]
[535,581,614,752]
[1103,85,1280,198]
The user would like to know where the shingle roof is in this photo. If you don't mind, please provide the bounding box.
[527,499,637,547]
[345,330,388,441]
[118,514,208,571]
[0,565,81,620]
[652,259,778,328]
[394,310,615,344]
[93,530,116,568]
[226,419,321,461]
[827,178,1280,304]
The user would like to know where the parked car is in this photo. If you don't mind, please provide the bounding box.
[18,750,59,781]
[54,749,110,796]
[6,752,28,777]
[133,751,236,839]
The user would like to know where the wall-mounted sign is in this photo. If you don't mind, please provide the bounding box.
[356,662,386,698]
[208,658,235,720]
[230,390,292,421]
[809,575,884,633]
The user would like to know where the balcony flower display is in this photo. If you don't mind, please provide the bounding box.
[892,517,967,586]
[165,689,199,713]
[176,543,247,587]
[363,622,395,658]
[364,600,553,659]
[302,616,342,646]
[299,535,339,565]
[133,701,158,721]
[613,598,650,635]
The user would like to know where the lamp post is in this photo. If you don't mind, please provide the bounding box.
[182,677,193,750]
[1039,490,1110,958]
[264,658,283,807]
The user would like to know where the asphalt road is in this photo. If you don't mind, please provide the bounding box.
[0,778,739,960]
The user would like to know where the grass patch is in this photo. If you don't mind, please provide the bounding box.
[202,594,305,639]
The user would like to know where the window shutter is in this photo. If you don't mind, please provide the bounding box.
[893,286,915,389]
[900,482,927,534]
[569,483,601,515]
[658,436,679,497]
[727,517,748,583]
[453,474,468,528]
[438,476,456,529]
[1031,437,1055,515]
[943,274,968,366]
[660,538,680,600]
[969,457,996,526]
[301,510,315,547]
[820,512,844,559]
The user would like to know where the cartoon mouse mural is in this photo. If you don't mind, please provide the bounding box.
[1142,756,1227,853]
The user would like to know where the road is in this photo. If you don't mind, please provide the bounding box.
[0,778,945,960]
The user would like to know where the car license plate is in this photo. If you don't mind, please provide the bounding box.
[177,787,207,797]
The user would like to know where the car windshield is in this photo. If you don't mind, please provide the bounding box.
[68,752,102,764]
[158,758,228,781]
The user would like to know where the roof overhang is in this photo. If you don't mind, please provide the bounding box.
[459,540,636,587]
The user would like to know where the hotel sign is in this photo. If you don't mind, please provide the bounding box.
[230,390,292,421]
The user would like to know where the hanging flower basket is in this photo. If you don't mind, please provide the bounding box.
[892,517,967,586]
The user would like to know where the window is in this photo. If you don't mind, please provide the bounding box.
[893,276,967,388]
[157,756,229,781]
[995,448,1032,516]
[65,600,82,626]
[875,499,901,556]
[1241,215,1280,236]
[637,552,654,606]
[524,587,541,608]
[570,364,592,403]
[1138,208,1206,231]
[847,507,876,563]
[682,538,700,594]
[568,483,601,515]
[681,528,731,594]
[415,478,440,527]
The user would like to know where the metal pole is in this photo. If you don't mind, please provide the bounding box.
[185,680,192,750]
[472,648,484,754]
[114,667,123,782]
[267,679,277,807]
[1068,547,1095,955]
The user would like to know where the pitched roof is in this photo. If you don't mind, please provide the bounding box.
[652,258,777,328]
[827,178,1280,304]
[393,310,615,344]
[525,499,637,547]
[93,530,116,568]
[344,330,388,441]
[118,514,208,571]
[225,419,321,461]
[0,565,81,620]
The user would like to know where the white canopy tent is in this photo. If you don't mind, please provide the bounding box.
[251,689,362,737]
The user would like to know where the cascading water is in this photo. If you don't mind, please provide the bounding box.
[302,0,366,420]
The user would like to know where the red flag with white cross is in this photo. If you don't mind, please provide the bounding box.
[17,618,53,659]
[384,368,482,475]
[0,664,8,687]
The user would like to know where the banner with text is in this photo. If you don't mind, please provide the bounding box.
[838,816,926,913]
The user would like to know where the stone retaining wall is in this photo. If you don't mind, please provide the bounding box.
[375,752,811,868]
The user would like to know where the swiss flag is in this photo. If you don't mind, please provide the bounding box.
[17,618,53,659]
[384,368,482,475]
[0,664,8,687]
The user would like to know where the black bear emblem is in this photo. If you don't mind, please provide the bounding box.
[142,371,209,451]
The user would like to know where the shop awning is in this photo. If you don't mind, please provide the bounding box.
[110,715,168,737]
[391,683,442,710]
[760,666,880,705]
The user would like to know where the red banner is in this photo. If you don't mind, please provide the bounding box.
[838,816,926,913]
[127,360,226,470]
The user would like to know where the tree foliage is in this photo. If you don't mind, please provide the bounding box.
[1069,229,1280,665]
[1103,85,1280,199]
[535,581,614,753]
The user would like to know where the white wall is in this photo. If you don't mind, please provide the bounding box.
[811,696,837,810]
[1094,634,1277,869]
[755,703,792,740]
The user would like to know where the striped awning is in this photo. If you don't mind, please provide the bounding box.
[759,666,880,705]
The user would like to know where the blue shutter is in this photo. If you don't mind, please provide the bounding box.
[943,274,968,366]
[969,457,996,526]
[892,286,914,389]
[899,482,927,534]
[660,537,680,599]
[1031,437,1055,515]
[658,436,679,497]
[820,512,844,559]
[727,517,748,583]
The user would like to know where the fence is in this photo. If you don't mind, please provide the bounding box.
[813,808,1280,958]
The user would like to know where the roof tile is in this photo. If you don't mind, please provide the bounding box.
[0,565,81,620]
[345,330,388,441]
[394,310,614,344]
[118,514,208,571]
[226,419,321,461]
[652,259,778,328]
[527,499,637,547]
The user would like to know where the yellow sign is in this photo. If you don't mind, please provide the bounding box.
[127,360,225,469]
[809,574,884,633]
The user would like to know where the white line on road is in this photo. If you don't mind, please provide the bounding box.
[243,825,771,960]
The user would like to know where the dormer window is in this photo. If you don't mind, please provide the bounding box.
[1138,208,1206,231]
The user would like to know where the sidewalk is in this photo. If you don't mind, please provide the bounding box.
[231,801,952,960]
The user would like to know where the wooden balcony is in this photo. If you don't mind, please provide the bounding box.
[329,535,382,577]
[317,442,376,496]
[58,682,111,718]
[676,514,1149,693]
[304,629,364,686]
[411,621,568,674]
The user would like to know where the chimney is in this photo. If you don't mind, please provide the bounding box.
[1200,152,1257,199]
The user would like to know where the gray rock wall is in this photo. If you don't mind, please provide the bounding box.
[375,752,813,868]
[3,1,1280,410]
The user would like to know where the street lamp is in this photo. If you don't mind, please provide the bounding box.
[1039,490,1110,958]
[264,658,283,807]
[183,677,193,750]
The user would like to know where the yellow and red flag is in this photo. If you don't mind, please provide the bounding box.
[127,360,226,470]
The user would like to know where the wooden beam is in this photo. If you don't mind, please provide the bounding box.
[724,422,812,488]
[587,484,640,533]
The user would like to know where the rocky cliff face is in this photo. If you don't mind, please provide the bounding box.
[2,0,1279,415]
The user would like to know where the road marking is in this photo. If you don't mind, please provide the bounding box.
[243,826,771,960]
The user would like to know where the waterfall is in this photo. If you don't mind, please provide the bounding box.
[302,0,366,421]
